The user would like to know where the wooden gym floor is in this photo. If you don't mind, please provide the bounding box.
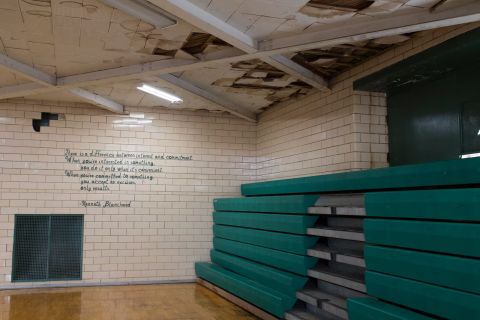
[0,283,259,320]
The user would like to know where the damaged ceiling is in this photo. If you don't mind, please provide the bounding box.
[291,35,413,78]
[0,0,477,119]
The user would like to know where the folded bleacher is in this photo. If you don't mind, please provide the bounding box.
[195,157,480,319]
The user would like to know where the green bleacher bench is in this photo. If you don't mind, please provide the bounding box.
[213,195,318,213]
[214,238,318,276]
[213,211,318,234]
[364,219,480,258]
[348,297,435,320]
[213,225,318,255]
[366,271,480,320]
[241,158,480,196]
[195,262,295,318]
[364,245,480,294]
[210,250,308,295]
[365,188,480,221]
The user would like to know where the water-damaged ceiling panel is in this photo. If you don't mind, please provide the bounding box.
[291,34,414,79]
[180,59,313,113]
[0,0,201,77]
[187,0,442,39]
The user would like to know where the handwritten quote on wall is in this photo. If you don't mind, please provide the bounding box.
[64,149,193,208]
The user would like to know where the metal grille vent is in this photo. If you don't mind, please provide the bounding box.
[12,215,84,282]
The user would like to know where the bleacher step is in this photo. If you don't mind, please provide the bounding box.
[308,266,366,293]
[297,289,348,319]
[308,244,365,267]
[285,307,343,320]
[307,227,365,241]
[308,206,366,216]
[314,194,365,207]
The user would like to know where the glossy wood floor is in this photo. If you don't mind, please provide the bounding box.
[0,283,259,320]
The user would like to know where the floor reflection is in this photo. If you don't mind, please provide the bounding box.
[0,283,258,320]
[10,292,81,320]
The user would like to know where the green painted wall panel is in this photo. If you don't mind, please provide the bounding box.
[366,271,480,320]
[210,250,308,295]
[213,195,318,213]
[348,298,435,320]
[364,245,480,294]
[213,225,318,255]
[213,211,318,234]
[241,158,480,196]
[213,238,317,276]
[195,262,294,318]
[387,65,480,166]
[365,188,480,221]
[364,219,480,257]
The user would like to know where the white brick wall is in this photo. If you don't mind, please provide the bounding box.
[0,101,256,287]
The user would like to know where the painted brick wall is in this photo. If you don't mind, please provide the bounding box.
[0,101,256,287]
[256,23,480,180]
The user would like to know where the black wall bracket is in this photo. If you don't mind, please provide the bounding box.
[32,112,59,132]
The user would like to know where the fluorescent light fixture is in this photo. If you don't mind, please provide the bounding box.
[137,84,183,104]
[129,112,145,119]
[113,119,152,124]
[460,152,480,159]
[113,115,152,128]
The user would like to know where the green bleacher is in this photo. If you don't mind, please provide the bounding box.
[210,250,308,295]
[365,271,480,320]
[241,157,480,196]
[213,225,318,255]
[213,211,318,234]
[364,245,480,294]
[365,188,480,221]
[364,219,480,257]
[347,298,435,320]
[196,158,480,319]
[213,194,318,213]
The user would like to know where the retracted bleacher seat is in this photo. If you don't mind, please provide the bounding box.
[195,158,480,319]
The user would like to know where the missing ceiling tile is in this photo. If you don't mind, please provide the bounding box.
[306,0,374,11]
[212,59,312,107]
[181,32,230,55]
[291,34,416,80]
[152,48,177,57]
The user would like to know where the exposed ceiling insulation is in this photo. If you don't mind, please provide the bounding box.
[212,59,312,110]
[291,34,414,79]
[306,0,375,11]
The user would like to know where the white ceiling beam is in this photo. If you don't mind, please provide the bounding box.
[158,74,256,122]
[0,82,49,99]
[68,88,125,114]
[0,53,56,86]
[57,58,197,88]
[100,0,177,29]
[148,0,329,90]
[0,54,126,114]
[258,1,480,53]
[263,55,329,90]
